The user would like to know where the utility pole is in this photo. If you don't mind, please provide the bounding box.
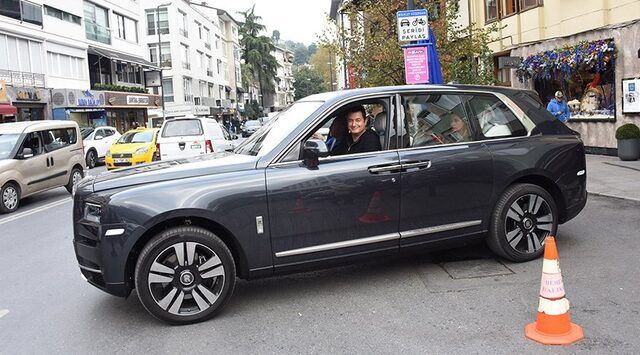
[407,0,415,10]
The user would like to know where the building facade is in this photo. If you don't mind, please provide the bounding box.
[266,46,295,111]
[470,0,640,152]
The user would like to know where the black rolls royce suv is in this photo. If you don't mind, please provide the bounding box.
[72,85,587,324]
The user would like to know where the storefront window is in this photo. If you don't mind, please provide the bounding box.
[517,39,616,121]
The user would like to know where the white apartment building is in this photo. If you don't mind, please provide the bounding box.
[0,0,162,131]
[266,46,295,111]
[140,1,243,123]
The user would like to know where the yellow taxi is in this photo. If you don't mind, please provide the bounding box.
[105,128,159,170]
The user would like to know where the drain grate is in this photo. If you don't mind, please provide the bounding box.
[440,259,515,279]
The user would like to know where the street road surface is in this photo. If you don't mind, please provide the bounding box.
[0,183,639,352]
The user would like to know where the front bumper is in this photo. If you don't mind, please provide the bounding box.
[105,153,154,170]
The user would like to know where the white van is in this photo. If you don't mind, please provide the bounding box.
[0,121,85,213]
[156,116,237,161]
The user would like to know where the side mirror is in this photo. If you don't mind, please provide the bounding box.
[94,135,104,140]
[302,139,329,169]
[232,134,239,140]
[21,148,34,159]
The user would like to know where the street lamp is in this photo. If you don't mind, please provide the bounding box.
[156,2,171,119]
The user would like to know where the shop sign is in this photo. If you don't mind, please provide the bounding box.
[77,90,103,106]
[165,105,193,117]
[498,56,522,69]
[396,9,429,42]
[16,89,41,101]
[194,105,210,115]
[622,78,640,113]
[144,71,162,88]
[127,95,150,105]
[0,81,8,104]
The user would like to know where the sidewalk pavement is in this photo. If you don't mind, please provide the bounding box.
[586,154,640,202]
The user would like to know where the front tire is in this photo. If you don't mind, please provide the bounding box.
[66,167,84,194]
[134,226,236,325]
[486,183,558,262]
[1,182,20,213]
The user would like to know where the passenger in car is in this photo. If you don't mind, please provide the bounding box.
[450,113,471,142]
[338,105,382,155]
[326,115,348,155]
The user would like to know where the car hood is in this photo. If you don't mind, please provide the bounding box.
[92,152,259,192]
[109,142,152,154]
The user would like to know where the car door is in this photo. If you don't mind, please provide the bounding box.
[42,127,77,187]
[265,97,401,268]
[17,132,52,195]
[396,92,493,249]
[92,129,108,158]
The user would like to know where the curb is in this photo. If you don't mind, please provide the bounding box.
[587,191,640,203]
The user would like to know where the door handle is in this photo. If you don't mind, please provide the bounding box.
[50,157,54,166]
[46,156,50,167]
[368,164,403,174]
[400,160,431,171]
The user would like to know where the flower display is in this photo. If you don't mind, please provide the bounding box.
[516,39,616,82]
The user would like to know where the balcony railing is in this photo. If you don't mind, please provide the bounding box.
[205,43,211,49]
[0,70,45,87]
[85,20,111,44]
[179,28,188,37]
[182,62,191,70]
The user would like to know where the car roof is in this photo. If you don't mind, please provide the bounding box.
[123,127,158,134]
[299,84,532,104]
[0,120,79,134]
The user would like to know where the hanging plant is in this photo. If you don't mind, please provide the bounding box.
[516,39,616,82]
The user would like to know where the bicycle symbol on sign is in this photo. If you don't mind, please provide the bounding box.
[412,18,426,26]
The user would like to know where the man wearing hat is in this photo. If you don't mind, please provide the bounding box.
[547,91,570,123]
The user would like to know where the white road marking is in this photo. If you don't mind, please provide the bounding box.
[0,198,71,226]
[0,309,9,318]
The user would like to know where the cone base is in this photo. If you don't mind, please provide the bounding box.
[525,321,584,345]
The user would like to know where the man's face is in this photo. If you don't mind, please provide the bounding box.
[556,96,563,102]
[347,111,367,136]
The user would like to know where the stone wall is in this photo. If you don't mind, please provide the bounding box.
[511,20,640,149]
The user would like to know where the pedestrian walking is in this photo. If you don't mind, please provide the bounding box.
[547,91,570,123]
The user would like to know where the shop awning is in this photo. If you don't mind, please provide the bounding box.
[0,104,17,115]
[88,46,157,68]
[224,85,232,92]
[236,86,245,93]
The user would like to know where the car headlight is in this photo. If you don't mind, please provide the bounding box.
[135,147,149,155]
[84,203,102,223]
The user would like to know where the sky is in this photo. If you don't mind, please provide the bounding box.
[203,0,332,45]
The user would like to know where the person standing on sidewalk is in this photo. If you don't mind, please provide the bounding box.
[547,91,570,123]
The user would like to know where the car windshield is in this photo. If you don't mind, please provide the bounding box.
[117,130,155,144]
[234,101,323,156]
[81,128,94,139]
[0,134,21,159]
[162,119,204,137]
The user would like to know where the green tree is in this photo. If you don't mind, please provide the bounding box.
[238,6,279,102]
[271,30,281,44]
[309,44,335,89]
[244,100,262,120]
[293,66,327,100]
[320,0,498,87]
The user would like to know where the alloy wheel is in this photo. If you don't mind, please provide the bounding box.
[504,193,553,254]
[2,186,18,210]
[147,241,225,316]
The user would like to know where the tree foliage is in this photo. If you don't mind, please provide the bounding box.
[293,66,327,100]
[309,45,336,89]
[244,100,262,120]
[320,0,498,87]
[238,6,279,94]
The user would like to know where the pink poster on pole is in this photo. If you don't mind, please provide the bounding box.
[403,46,429,84]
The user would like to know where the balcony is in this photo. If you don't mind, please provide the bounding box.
[182,62,191,70]
[0,70,45,87]
[196,96,216,107]
[216,99,233,108]
[179,28,188,37]
[85,20,111,45]
[205,43,211,49]
[160,59,172,68]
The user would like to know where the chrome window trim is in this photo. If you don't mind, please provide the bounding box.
[268,88,536,167]
[400,220,482,239]
[275,232,400,258]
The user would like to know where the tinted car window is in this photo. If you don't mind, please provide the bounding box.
[118,130,155,143]
[468,95,527,138]
[0,134,22,159]
[81,128,94,140]
[401,94,473,147]
[104,129,115,137]
[162,119,204,137]
[42,128,77,152]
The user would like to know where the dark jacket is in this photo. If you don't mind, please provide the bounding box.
[332,128,381,155]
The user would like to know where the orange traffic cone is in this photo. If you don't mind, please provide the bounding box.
[525,236,584,345]
[358,191,391,224]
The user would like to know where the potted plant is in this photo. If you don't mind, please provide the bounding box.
[615,123,640,161]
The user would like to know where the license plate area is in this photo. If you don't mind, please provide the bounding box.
[114,158,129,163]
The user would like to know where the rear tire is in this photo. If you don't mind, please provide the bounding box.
[0,182,20,213]
[66,167,84,194]
[134,226,236,325]
[86,150,97,169]
[486,183,558,262]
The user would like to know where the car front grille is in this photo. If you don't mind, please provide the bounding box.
[111,153,133,158]
[113,162,132,167]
